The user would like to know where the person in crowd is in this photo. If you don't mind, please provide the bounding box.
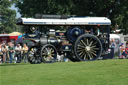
[110,38,116,57]
[22,43,28,63]
[11,43,16,63]
[0,43,3,64]
[8,42,15,63]
[118,44,122,58]
[5,42,10,63]
[1,43,8,63]
[15,43,22,63]
[125,43,128,58]
[119,43,126,59]
[111,39,116,49]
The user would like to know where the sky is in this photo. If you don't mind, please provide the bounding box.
[10,4,21,18]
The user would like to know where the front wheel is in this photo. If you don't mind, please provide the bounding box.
[41,44,57,63]
[74,34,102,61]
[27,46,42,64]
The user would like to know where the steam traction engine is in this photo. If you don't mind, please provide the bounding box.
[17,16,111,64]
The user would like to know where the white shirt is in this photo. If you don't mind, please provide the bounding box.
[15,46,22,51]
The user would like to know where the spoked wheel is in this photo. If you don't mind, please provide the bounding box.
[27,46,42,64]
[74,34,102,61]
[41,44,57,63]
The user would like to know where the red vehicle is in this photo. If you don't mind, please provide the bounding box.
[0,34,18,43]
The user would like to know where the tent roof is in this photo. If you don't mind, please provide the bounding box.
[110,34,120,39]
[9,32,21,36]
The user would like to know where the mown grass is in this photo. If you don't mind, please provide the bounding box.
[0,59,128,85]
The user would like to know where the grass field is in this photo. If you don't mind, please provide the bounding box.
[0,59,128,85]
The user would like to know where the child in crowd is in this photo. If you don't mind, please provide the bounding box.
[125,43,128,58]
[119,43,126,59]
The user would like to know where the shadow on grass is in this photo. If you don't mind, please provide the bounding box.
[0,63,28,66]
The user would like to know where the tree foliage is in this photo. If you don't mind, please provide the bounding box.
[0,0,17,33]
[16,0,128,34]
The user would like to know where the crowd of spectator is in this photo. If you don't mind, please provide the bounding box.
[110,39,128,59]
[0,42,28,64]
[0,39,128,64]
[119,43,128,58]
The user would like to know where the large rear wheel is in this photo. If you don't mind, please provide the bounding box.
[74,34,102,61]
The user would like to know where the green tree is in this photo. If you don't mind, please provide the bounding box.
[16,0,128,34]
[16,0,74,17]
[0,0,17,33]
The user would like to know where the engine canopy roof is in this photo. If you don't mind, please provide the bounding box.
[17,17,111,26]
